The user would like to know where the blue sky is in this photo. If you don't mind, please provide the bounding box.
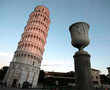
[0,0,110,74]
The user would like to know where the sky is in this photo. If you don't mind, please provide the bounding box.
[0,0,110,74]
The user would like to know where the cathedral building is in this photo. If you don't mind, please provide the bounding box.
[4,5,50,88]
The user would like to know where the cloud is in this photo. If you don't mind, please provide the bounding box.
[0,52,107,74]
[0,52,13,57]
[0,52,13,68]
[41,59,108,74]
[0,52,75,72]
[41,59,75,72]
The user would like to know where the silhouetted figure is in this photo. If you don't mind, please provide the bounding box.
[4,82,7,87]
[18,83,21,88]
[22,81,30,88]
[11,79,17,88]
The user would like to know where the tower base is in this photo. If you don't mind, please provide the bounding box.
[4,62,40,88]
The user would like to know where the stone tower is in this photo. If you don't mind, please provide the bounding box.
[4,5,50,88]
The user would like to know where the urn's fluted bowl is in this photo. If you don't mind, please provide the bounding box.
[69,22,90,50]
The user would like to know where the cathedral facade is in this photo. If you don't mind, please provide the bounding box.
[4,5,50,88]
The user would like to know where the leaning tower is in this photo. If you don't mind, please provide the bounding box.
[4,5,50,88]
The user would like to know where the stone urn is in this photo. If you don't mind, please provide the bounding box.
[69,22,90,50]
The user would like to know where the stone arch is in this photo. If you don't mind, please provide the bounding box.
[28,43,30,47]
[34,56,36,60]
[25,43,27,47]
[24,53,26,57]
[21,53,23,57]
[34,35,36,39]
[28,54,30,58]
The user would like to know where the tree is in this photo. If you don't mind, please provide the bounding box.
[0,66,9,81]
[100,74,110,84]
[38,70,45,82]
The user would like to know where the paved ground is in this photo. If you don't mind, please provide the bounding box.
[0,88,110,90]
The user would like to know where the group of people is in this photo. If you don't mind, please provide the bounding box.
[11,80,32,88]
[0,80,32,88]
[22,81,32,88]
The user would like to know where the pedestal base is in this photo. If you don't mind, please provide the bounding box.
[74,50,93,90]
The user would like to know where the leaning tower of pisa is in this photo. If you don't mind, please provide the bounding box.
[4,5,50,88]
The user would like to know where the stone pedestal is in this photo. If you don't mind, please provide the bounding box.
[73,50,93,90]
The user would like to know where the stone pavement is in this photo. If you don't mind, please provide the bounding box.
[0,88,110,90]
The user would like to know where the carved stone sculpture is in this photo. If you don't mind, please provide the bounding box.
[69,22,90,50]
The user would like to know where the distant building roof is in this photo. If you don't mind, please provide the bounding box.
[92,68,100,72]
[44,71,75,79]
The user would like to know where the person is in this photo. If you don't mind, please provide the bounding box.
[11,79,17,88]
[22,81,29,88]
[4,82,7,87]
[18,83,21,88]
[0,81,3,88]
[105,88,108,90]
